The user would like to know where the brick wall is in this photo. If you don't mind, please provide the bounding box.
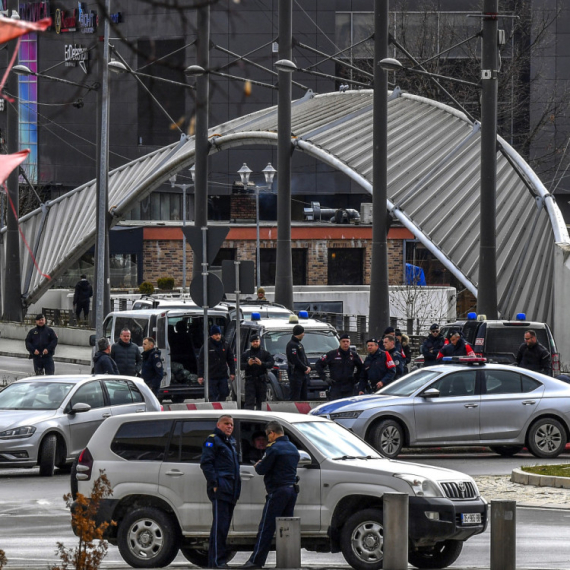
[230,194,257,221]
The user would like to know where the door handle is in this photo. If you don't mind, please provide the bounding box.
[135,408,145,413]
[522,400,537,405]
[240,471,255,479]
[165,470,183,477]
[464,403,478,408]
[102,413,112,418]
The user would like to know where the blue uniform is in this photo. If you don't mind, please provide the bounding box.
[200,427,241,569]
[25,324,58,375]
[141,347,164,396]
[247,435,300,568]
[358,348,396,393]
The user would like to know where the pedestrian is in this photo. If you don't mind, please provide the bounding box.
[395,329,411,374]
[242,334,275,410]
[93,337,119,375]
[358,338,396,394]
[516,329,552,376]
[247,431,268,463]
[421,323,445,367]
[436,330,475,359]
[200,415,241,570]
[72,273,93,321]
[242,420,300,570]
[25,314,58,375]
[382,334,405,380]
[383,326,403,353]
[198,325,235,402]
[141,337,164,396]
[110,328,142,377]
[286,324,311,401]
[257,288,267,302]
[316,333,363,401]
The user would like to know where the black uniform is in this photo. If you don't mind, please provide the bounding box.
[200,427,241,569]
[400,338,412,374]
[516,342,552,376]
[93,351,119,375]
[437,338,475,359]
[241,345,275,410]
[141,347,164,396]
[25,324,58,375]
[198,337,236,402]
[111,340,142,377]
[246,435,300,568]
[358,349,396,393]
[286,335,310,401]
[421,333,445,367]
[316,347,363,401]
[72,278,93,320]
[387,348,405,380]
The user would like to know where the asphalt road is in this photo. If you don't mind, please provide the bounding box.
[0,355,88,378]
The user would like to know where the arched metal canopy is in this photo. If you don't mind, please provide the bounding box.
[6,89,569,323]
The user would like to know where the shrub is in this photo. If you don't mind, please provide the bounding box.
[0,550,7,569]
[139,281,155,295]
[157,276,175,291]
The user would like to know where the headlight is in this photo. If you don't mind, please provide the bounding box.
[0,426,36,439]
[394,473,443,497]
[330,411,362,419]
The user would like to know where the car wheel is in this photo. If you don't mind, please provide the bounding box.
[370,419,404,458]
[38,434,57,477]
[180,547,236,567]
[408,540,463,569]
[171,395,185,404]
[117,507,181,568]
[489,445,524,457]
[340,508,384,570]
[527,418,567,458]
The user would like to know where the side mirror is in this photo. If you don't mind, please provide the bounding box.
[68,402,91,415]
[422,388,440,398]
[298,450,313,467]
[89,334,97,347]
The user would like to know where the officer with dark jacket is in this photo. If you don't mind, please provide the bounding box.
[241,335,275,410]
[141,337,164,396]
[396,329,412,374]
[316,334,363,401]
[72,274,93,321]
[286,325,311,401]
[110,329,142,377]
[384,326,403,353]
[93,338,119,375]
[383,334,405,380]
[198,326,235,402]
[200,415,241,569]
[358,338,396,394]
[243,420,300,570]
[421,323,445,367]
[516,329,552,376]
[437,331,475,359]
[25,314,58,375]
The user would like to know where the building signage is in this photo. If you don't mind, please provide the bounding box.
[54,8,78,33]
[18,1,50,22]
[110,11,121,24]
[77,1,97,33]
[65,43,88,73]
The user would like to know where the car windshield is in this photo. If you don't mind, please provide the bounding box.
[294,421,382,459]
[378,370,441,397]
[0,382,74,410]
[263,330,339,356]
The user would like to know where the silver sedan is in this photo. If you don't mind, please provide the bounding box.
[0,375,161,476]
[311,361,570,459]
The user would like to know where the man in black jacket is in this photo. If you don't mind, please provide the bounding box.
[316,334,363,401]
[421,323,445,367]
[93,338,119,375]
[286,325,311,401]
[25,314,58,375]
[200,415,241,569]
[198,326,235,402]
[437,330,475,360]
[141,337,164,396]
[358,338,396,394]
[383,334,405,380]
[72,274,93,321]
[516,329,552,376]
[111,328,142,377]
[242,335,275,410]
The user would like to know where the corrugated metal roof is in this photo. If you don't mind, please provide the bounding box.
[6,89,568,322]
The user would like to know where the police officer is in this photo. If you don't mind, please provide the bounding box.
[516,329,552,376]
[316,334,363,401]
[421,323,445,367]
[242,421,300,570]
[286,324,311,401]
[198,326,236,402]
[358,338,396,394]
[437,330,475,359]
[382,334,405,380]
[141,337,164,396]
[200,415,241,570]
[242,334,275,410]
[25,314,58,375]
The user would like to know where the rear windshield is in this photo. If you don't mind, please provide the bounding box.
[485,327,551,355]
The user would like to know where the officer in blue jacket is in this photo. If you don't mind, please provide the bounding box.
[25,314,58,375]
[140,337,164,396]
[358,338,396,394]
[243,421,300,569]
[200,415,241,569]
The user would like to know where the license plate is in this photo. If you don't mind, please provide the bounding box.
[319,391,327,398]
[461,513,481,524]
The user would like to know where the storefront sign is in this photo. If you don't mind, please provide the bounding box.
[65,43,88,73]
[54,8,77,33]
[18,1,50,22]
[110,11,121,24]
[77,1,96,33]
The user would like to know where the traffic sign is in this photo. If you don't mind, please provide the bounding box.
[190,273,225,308]
[182,226,229,266]
[221,260,255,294]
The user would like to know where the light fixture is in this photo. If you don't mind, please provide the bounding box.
[12,64,32,76]
[378,58,403,72]
[184,65,206,77]
[108,60,128,74]
[274,59,297,73]
[237,163,252,186]
[262,163,276,185]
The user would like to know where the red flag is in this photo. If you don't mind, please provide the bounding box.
[0,16,51,44]
[0,149,29,184]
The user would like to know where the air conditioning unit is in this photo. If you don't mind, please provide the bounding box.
[360,202,373,224]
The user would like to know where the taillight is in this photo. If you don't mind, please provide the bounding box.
[76,447,94,481]
[553,353,560,374]
[160,405,164,412]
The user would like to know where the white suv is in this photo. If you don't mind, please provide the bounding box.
[72,410,487,570]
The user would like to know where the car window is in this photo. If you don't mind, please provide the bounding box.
[111,419,174,461]
[0,382,74,410]
[430,371,477,397]
[483,370,526,394]
[104,379,134,406]
[166,419,217,463]
[521,374,542,393]
[379,369,440,396]
[127,380,145,403]
[70,381,106,409]
[485,327,550,355]
[114,317,149,346]
[262,330,338,356]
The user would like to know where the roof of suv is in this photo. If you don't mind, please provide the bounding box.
[242,318,337,332]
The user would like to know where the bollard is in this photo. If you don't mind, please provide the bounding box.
[383,492,408,570]
[276,517,301,569]
[490,500,516,570]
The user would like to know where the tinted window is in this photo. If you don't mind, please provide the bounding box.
[114,317,149,346]
[521,375,542,393]
[485,327,549,355]
[430,371,477,397]
[263,330,338,357]
[111,419,174,461]
[0,382,73,410]
[104,379,133,406]
[166,420,217,463]
[128,381,145,403]
[70,382,105,409]
[484,370,525,394]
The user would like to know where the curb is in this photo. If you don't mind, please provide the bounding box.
[511,467,570,489]
[0,350,91,366]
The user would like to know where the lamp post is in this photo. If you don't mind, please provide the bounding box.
[237,163,277,290]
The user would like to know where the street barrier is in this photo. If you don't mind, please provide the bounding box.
[163,401,239,411]
[262,401,321,413]
[276,517,301,568]
[162,401,321,413]
[383,493,408,570]
[491,500,516,570]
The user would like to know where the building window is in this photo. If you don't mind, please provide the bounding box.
[260,249,307,286]
[328,248,363,285]
[212,248,236,267]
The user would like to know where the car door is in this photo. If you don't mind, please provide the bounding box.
[103,378,146,416]
[158,419,217,534]
[66,381,112,456]
[413,370,480,442]
[479,369,544,440]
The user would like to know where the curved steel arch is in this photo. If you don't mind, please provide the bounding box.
[7,89,569,323]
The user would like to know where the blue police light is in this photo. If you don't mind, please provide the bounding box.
[516,313,526,321]
[298,311,309,319]
[441,357,453,362]
[251,312,261,321]
[467,312,477,320]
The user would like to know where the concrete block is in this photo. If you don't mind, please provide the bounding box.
[511,468,529,485]
[539,476,555,487]
[528,473,542,486]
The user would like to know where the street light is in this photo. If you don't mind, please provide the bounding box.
[12,64,100,91]
[237,162,277,290]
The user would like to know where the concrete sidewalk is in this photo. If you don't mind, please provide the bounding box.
[0,337,92,365]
